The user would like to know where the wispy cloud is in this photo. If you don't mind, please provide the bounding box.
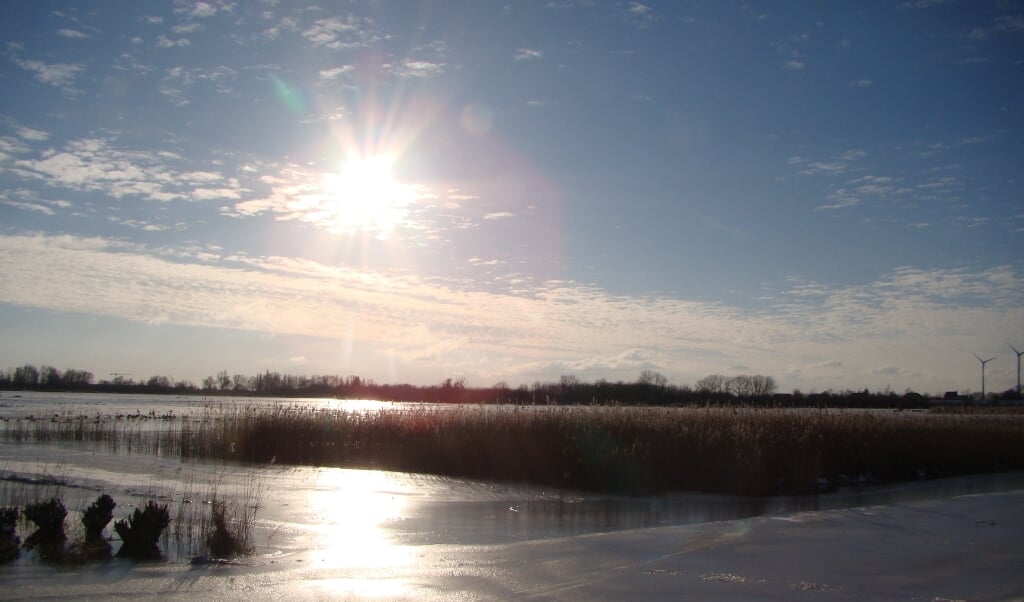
[444,191,479,204]
[791,155,902,213]
[159,65,237,105]
[815,191,861,211]
[779,35,808,70]
[156,35,191,48]
[967,12,1024,39]
[624,2,657,27]
[7,137,244,204]
[12,56,84,88]
[958,132,1001,146]
[262,15,298,41]
[1,234,1019,390]
[303,17,351,45]
[994,13,1024,34]
[468,257,506,267]
[56,28,89,39]
[846,174,895,197]
[388,61,445,79]
[178,1,221,18]
[163,65,237,93]
[107,216,176,231]
[0,137,30,161]
[0,199,56,215]
[514,48,544,61]
[956,215,990,228]
[788,149,866,176]
[302,16,379,50]
[916,132,1001,159]
[629,2,652,16]
[16,126,50,142]
[318,65,353,80]
[783,56,805,70]
[172,22,204,34]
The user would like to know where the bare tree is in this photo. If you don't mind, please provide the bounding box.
[696,374,728,394]
[217,370,231,391]
[13,365,40,387]
[750,375,777,396]
[638,369,668,387]
[727,374,777,397]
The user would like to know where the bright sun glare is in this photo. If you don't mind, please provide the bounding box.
[322,154,417,239]
[306,468,412,597]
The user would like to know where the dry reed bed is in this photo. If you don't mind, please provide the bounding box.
[3,406,1024,495]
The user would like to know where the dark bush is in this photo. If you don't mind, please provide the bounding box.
[23,498,68,561]
[0,507,19,563]
[24,498,67,540]
[82,494,116,540]
[114,501,170,560]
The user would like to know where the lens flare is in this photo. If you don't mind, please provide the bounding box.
[321,154,418,239]
[271,75,306,114]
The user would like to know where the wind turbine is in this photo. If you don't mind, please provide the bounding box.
[973,353,995,401]
[1010,344,1024,398]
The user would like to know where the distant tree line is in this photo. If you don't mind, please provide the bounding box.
[0,363,1018,407]
[1,365,99,389]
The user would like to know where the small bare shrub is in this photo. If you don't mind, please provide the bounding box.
[206,501,249,558]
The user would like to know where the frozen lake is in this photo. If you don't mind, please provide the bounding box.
[2,392,1023,599]
[0,390,411,420]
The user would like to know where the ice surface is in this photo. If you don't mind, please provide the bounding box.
[2,392,1023,600]
[2,486,1022,600]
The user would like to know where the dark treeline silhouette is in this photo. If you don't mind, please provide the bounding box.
[1,363,1019,407]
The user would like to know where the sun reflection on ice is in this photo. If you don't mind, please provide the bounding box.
[304,467,412,595]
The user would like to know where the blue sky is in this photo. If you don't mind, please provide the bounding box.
[1,0,1022,394]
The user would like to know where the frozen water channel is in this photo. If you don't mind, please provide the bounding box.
[1,392,1023,600]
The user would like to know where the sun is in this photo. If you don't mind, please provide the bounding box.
[321,154,416,239]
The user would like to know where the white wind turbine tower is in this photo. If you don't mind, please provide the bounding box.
[1010,344,1023,398]
[973,353,996,401]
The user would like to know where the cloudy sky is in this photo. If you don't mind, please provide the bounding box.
[1,0,1022,394]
